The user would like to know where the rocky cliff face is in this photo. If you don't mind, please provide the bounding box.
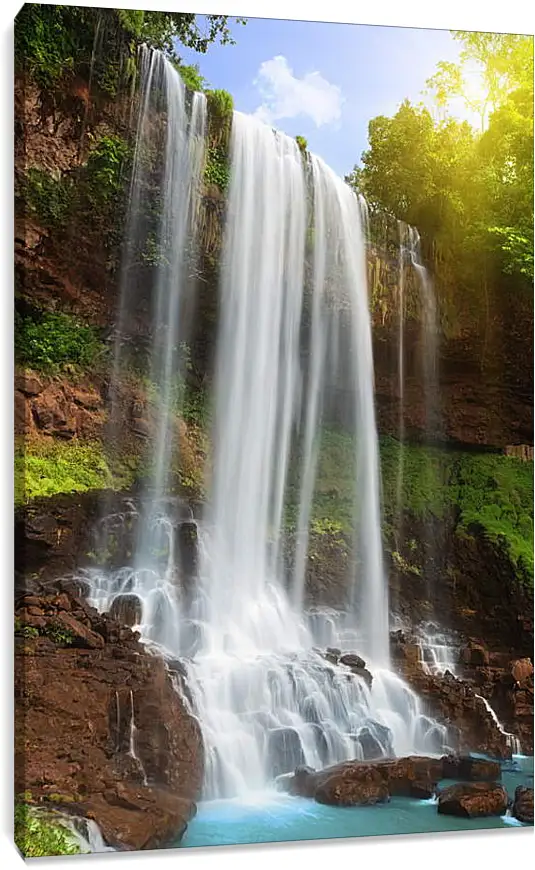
[15,582,204,850]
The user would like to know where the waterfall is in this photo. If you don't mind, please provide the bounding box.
[87,57,452,803]
[407,226,441,445]
[179,113,446,798]
[99,48,207,653]
[396,221,407,534]
[476,695,522,755]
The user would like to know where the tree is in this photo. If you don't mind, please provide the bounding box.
[350,32,533,285]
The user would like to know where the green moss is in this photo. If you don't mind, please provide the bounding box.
[379,435,452,521]
[15,311,103,373]
[14,802,80,858]
[451,452,534,584]
[14,439,138,507]
[20,168,75,228]
[286,427,533,588]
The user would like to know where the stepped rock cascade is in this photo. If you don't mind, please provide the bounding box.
[87,58,452,803]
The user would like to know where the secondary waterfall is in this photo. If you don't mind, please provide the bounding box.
[87,52,452,802]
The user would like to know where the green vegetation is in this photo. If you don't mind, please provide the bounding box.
[21,168,75,227]
[15,4,245,92]
[44,623,75,646]
[84,134,131,212]
[14,439,126,507]
[347,32,534,287]
[14,619,39,639]
[14,800,80,858]
[174,62,208,92]
[204,145,230,190]
[286,427,533,588]
[296,135,308,154]
[15,311,102,373]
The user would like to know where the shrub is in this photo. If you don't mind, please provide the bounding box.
[175,62,208,92]
[85,134,131,210]
[44,624,74,646]
[15,311,102,372]
[14,802,80,858]
[295,135,308,154]
[206,89,234,147]
[204,146,230,190]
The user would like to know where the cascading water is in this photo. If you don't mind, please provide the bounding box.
[97,47,207,653]
[407,226,441,445]
[87,53,453,804]
[176,113,448,798]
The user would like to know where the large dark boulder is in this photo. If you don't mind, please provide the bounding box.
[267,727,305,778]
[109,594,143,628]
[437,782,508,818]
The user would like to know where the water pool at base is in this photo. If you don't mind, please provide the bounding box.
[178,756,533,849]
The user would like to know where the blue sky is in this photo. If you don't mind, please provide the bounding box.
[177,16,473,176]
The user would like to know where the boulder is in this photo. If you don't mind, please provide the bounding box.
[461,644,489,666]
[357,727,385,760]
[353,667,373,689]
[53,611,105,649]
[441,755,501,782]
[109,594,143,628]
[512,786,533,824]
[511,659,534,684]
[339,653,366,670]
[267,727,305,778]
[315,772,389,807]
[437,782,508,818]
[15,371,44,396]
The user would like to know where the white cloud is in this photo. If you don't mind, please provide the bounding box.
[253,55,344,128]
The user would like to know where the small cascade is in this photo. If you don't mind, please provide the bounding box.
[66,817,114,853]
[417,625,459,676]
[476,694,522,755]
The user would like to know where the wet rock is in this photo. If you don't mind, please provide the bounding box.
[282,756,444,805]
[267,727,305,778]
[177,522,198,582]
[357,727,385,760]
[317,776,390,807]
[410,780,435,799]
[512,786,533,824]
[441,755,501,782]
[461,644,490,667]
[437,782,508,818]
[339,653,366,670]
[109,594,142,628]
[353,667,373,689]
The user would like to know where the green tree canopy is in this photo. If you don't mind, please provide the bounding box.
[347,32,534,286]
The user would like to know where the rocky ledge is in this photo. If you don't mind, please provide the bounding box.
[390,632,533,756]
[14,582,204,851]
